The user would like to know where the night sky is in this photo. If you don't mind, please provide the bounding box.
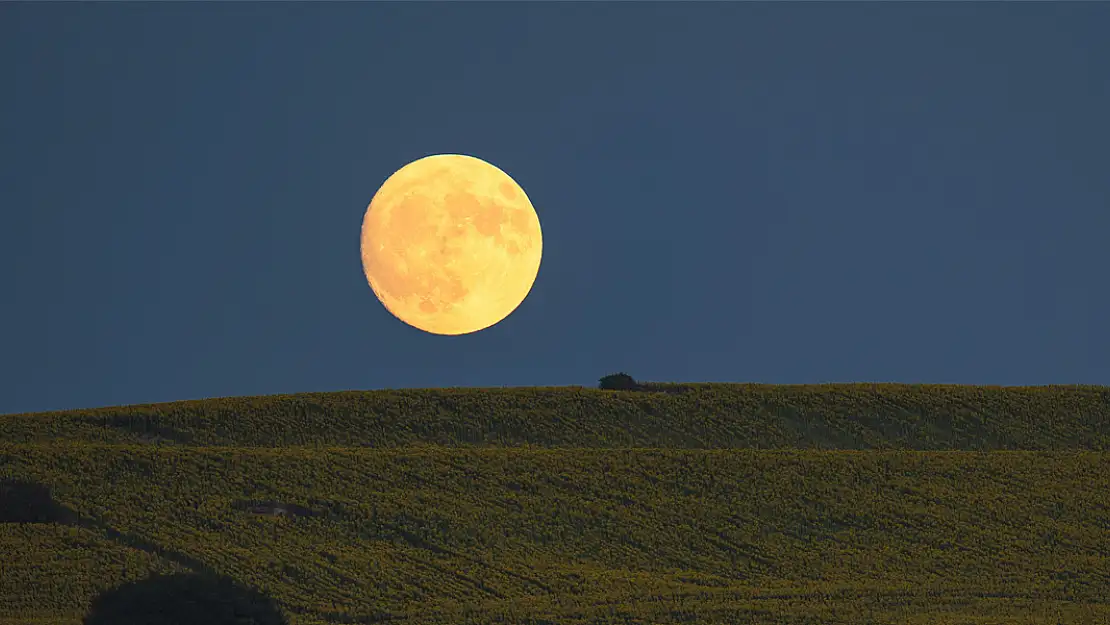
[2,3,1108,415]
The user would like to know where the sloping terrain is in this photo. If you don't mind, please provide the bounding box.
[1,383,1108,624]
[3,383,1109,450]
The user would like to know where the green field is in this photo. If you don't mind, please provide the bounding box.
[1,383,1108,624]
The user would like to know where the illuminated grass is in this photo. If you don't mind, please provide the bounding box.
[1,383,1108,623]
[2,383,1108,450]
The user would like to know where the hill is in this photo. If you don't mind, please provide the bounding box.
[1,383,1108,624]
[3,383,1110,449]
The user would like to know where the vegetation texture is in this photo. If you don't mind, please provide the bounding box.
[1,383,1108,624]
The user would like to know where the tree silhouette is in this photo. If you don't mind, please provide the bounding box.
[0,479,75,524]
[83,572,288,625]
[598,372,640,391]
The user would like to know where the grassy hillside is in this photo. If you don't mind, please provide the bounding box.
[2,383,1109,624]
[3,383,1110,449]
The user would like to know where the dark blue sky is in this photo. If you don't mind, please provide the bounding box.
[2,3,1108,415]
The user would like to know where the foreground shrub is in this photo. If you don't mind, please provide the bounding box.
[0,479,74,524]
[83,572,288,625]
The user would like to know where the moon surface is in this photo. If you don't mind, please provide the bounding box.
[360,154,543,335]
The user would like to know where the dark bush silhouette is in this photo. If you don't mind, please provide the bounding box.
[0,479,75,524]
[599,372,640,391]
[83,572,288,625]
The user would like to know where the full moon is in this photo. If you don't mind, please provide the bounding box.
[360,154,543,335]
